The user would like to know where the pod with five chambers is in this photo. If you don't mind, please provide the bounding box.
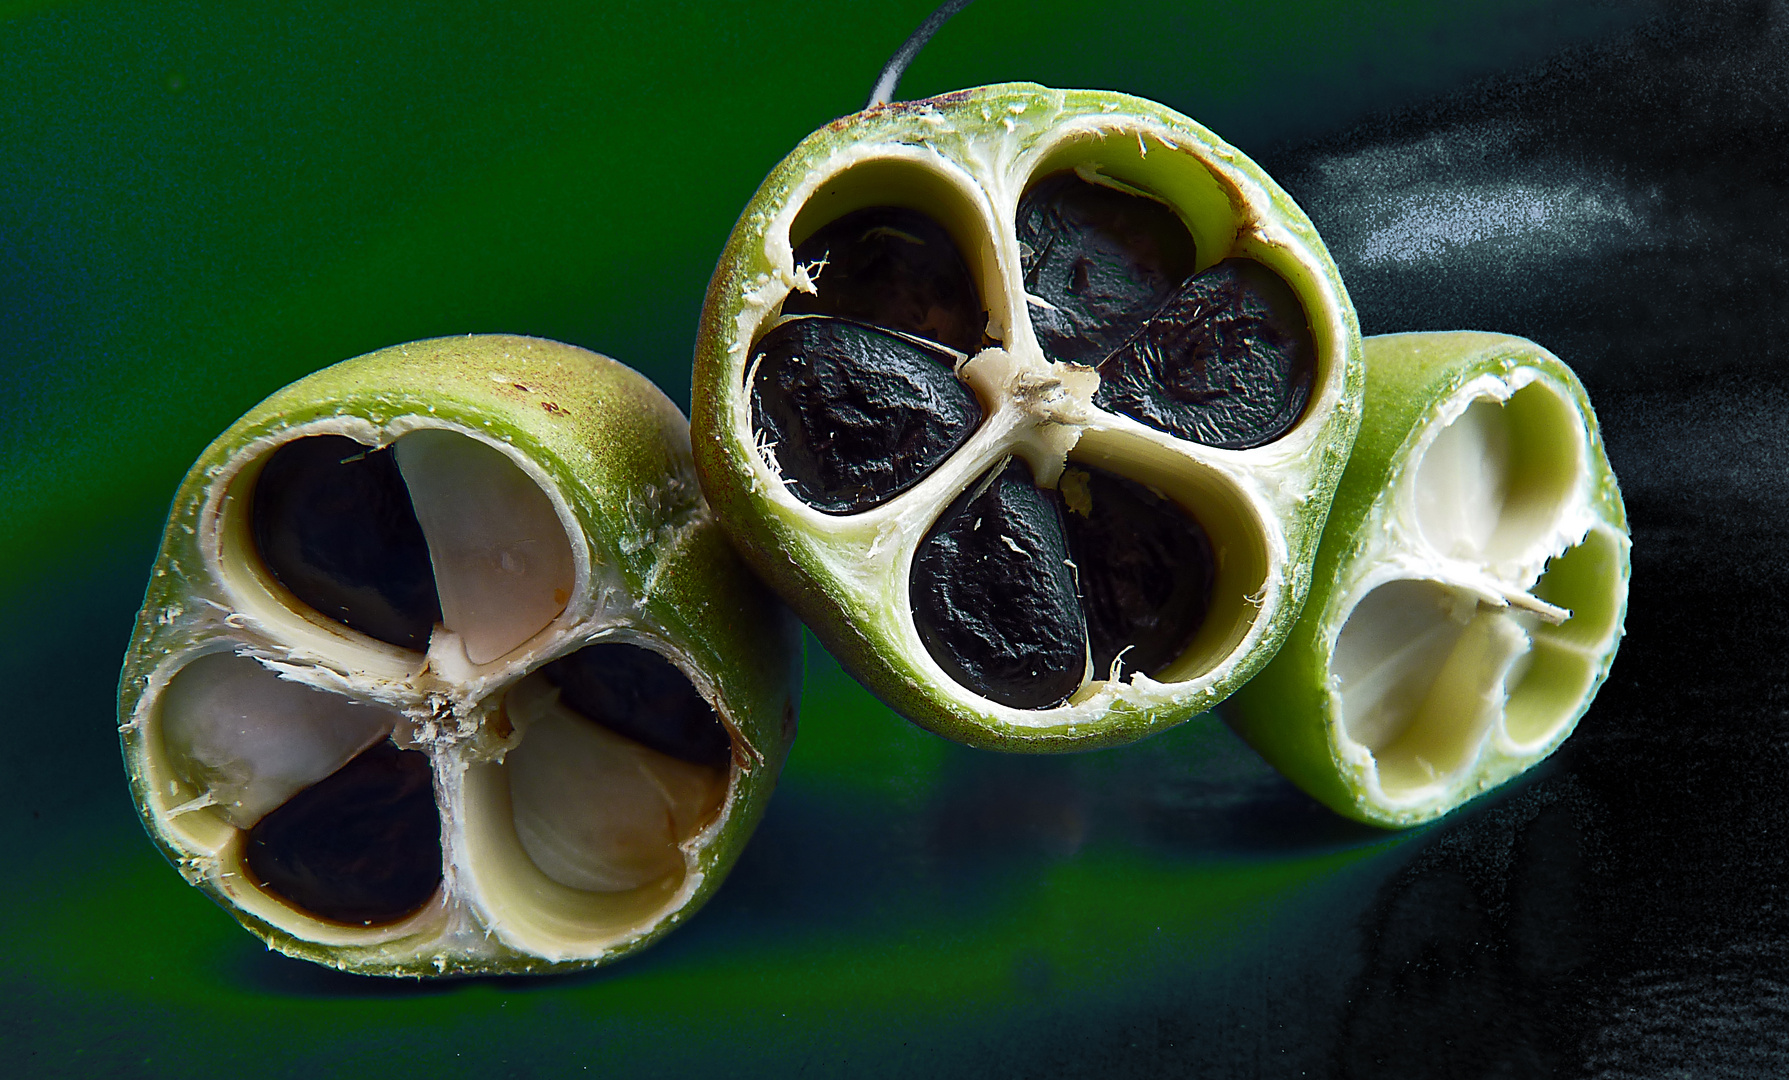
[118,335,800,975]
[693,83,1363,750]
[1224,333,1629,826]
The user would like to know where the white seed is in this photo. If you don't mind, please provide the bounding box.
[506,683,723,893]
[396,429,576,665]
[159,652,396,828]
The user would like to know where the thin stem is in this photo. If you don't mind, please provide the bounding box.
[866,0,977,110]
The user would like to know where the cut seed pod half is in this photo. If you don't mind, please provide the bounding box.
[1224,332,1629,827]
[119,335,801,976]
[693,84,1362,750]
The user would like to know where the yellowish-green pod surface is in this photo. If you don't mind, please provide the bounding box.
[1225,332,1630,827]
[118,335,801,976]
[693,84,1362,751]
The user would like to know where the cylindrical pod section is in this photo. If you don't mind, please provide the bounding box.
[1225,332,1630,827]
[118,335,801,975]
[693,83,1363,751]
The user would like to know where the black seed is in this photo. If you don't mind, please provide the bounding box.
[244,741,441,926]
[1094,258,1316,448]
[1016,171,1199,366]
[1060,465,1215,679]
[252,435,442,649]
[541,642,732,768]
[912,458,1087,710]
[750,318,982,514]
[784,206,986,354]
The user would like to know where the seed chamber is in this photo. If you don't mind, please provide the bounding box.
[121,337,798,974]
[696,85,1360,747]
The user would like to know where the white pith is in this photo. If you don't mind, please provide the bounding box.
[1322,369,1628,820]
[127,417,738,971]
[718,92,1352,733]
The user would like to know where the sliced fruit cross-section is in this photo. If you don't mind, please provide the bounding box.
[1224,332,1630,827]
[119,335,800,975]
[694,83,1362,750]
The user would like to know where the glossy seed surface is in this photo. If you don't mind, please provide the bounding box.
[243,741,442,926]
[251,435,441,649]
[784,206,986,354]
[750,318,981,514]
[1060,465,1215,678]
[911,458,1087,710]
[1094,259,1316,448]
[1016,171,1198,366]
[542,642,732,768]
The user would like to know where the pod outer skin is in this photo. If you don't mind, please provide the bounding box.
[1223,331,1630,828]
[692,83,1363,753]
[118,334,801,976]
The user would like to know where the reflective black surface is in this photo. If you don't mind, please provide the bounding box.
[1242,3,1789,1072]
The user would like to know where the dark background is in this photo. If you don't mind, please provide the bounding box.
[4,0,1785,1076]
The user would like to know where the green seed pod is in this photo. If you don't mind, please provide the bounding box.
[692,83,1362,750]
[118,335,800,976]
[1225,332,1630,827]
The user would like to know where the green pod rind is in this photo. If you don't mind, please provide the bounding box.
[1225,331,1630,827]
[694,83,1363,751]
[119,334,800,976]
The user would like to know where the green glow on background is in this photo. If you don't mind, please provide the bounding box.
[1,0,1650,1074]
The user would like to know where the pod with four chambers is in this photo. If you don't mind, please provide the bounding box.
[118,335,801,975]
[1224,332,1630,826]
[693,83,1364,751]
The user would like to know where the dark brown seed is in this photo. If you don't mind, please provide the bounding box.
[1016,171,1199,366]
[911,458,1087,710]
[750,318,981,514]
[251,435,442,649]
[244,741,441,926]
[542,642,731,768]
[784,206,986,355]
[1059,465,1214,679]
[1093,258,1316,448]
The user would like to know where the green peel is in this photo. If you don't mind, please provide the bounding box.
[692,83,1363,751]
[118,335,800,976]
[1225,332,1630,827]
